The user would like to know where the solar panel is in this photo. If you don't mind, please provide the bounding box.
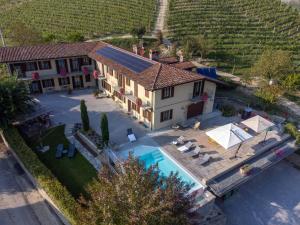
[96,46,154,73]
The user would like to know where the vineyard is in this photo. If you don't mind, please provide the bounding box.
[167,0,300,74]
[0,0,157,39]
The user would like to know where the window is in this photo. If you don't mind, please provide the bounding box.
[56,59,68,73]
[38,61,51,70]
[85,74,91,82]
[102,80,111,92]
[42,79,54,88]
[161,87,174,99]
[26,62,38,71]
[160,109,173,122]
[145,89,149,98]
[70,58,80,72]
[193,81,203,98]
[82,57,91,65]
[126,77,130,86]
[58,77,70,86]
[108,67,113,75]
[143,110,152,121]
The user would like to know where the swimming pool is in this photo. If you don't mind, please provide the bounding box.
[118,145,204,191]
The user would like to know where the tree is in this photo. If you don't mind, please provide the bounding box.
[130,26,146,40]
[255,85,283,105]
[80,100,90,131]
[182,35,213,60]
[8,21,43,46]
[77,155,195,225]
[250,49,293,84]
[0,75,34,128]
[101,113,109,146]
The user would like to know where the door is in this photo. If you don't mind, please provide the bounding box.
[72,76,84,89]
[187,102,204,119]
[30,81,42,94]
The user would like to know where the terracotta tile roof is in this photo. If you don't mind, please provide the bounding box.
[89,42,209,90]
[171,61,196,70]
[0,42,99,63]
[158,57,179,64]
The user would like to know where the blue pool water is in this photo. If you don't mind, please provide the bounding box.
[119,145,203,191]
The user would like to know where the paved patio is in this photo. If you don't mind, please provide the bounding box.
[152,116,290,187]
[36,89,149,145]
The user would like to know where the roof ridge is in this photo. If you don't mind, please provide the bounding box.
[151,63,163,90]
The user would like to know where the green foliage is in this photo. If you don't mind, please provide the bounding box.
[0,0,157,40]
[101,113,109,146]
[250,49,294,82]
[7,21,43,46]
[220,104,236,117]
[130,26,146,39]
[281,74,300,91]
[167,0,300,74]
[66,32,85,42]
[0,75,34,128]
[77,155,195,225]
[255,85,283,105]
[182,35,213,59]
[2,127,79,225]
[80,100,90,132]
[284,123,300,145]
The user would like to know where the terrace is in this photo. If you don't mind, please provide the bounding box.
[151,115,295,197]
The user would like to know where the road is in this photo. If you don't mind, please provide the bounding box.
[0,144,63,225]
[222,160,300,225]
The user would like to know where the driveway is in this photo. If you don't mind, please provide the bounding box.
[0,144,63,225]
[36,89,148,145]
[222,161,300,225]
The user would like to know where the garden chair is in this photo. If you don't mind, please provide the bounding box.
[177,141,194,152]
[127,128,136,142]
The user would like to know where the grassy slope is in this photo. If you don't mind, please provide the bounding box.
[33,125,97,198]
[167,0,300,75]
[0,0,157,39]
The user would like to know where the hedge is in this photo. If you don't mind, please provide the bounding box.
[2,127,79,225]
[285,123,300,146]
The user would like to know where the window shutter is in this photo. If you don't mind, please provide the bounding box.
[55,60,60,73]
[64,59,69,73]
[170,110,173,119]
[58,78,62,85]
[161,88,165,99]
[171,87,174,97]
[67,77,70,84]
[160,112,163,122]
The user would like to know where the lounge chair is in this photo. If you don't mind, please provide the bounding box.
[55,144,64,159]
[67,144,76,158]
[127,128,137,142]
[177,141,194,152]
[199,154,210,165]
[188,146,202,158]
[172,136,185,145]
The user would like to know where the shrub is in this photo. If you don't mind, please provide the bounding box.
[101,113,109,146]
[285,123,300,145]
[2,127,79,225]
[220,104,236,117]
[80,100,90,132]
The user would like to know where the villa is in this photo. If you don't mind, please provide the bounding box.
[0,41,220,130]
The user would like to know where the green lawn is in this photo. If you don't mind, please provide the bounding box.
[33,125,97,199]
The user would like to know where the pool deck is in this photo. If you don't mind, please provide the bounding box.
[115,115,296,197]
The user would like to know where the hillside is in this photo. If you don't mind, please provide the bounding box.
[0,0,157,39]
[167,0,300,75]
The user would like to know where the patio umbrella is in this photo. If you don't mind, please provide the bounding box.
[241,115,274,133]
[206,123,253,150]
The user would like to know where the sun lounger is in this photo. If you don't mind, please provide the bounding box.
[188,146,202,158]
[55,144,64,159]
[172,136,185,145]
[199,154,210,165]
[127,128,137,142]
[67,144,76,158]
[177,141,194,152]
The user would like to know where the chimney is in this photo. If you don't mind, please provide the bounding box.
[133,45,138,54]
[179,50,184,62]
[140,46,145,57]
